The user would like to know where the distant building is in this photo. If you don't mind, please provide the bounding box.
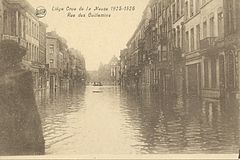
[39,21,48,89]
[109,55,120,85]
[46,31,65,91]
[97,56,120,85]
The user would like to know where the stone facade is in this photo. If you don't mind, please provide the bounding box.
[120,0,240,100]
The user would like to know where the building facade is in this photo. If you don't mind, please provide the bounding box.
[120,0,240,100]
[1,0,87,94]
[24,6,40,91]
[46,31,61,91]
[0,0,27,52]
[0,0,44,91]
[109,55,120,85]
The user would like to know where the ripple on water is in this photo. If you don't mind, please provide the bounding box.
[37,86,240,154]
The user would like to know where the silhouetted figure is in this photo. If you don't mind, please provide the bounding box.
[0,40,45,155]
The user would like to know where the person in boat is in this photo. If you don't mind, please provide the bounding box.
[0,40,45,155]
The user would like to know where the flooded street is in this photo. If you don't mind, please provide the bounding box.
[36,86,240,155]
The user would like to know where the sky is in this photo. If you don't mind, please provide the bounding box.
[28,0,149,71]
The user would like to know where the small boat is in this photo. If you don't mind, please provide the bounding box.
[93,90,103,93]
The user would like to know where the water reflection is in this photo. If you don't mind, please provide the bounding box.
[37,86,240,154]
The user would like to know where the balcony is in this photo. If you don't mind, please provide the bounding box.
[1,34,27,48]
[200,37,217,50]
[200,37,218,56]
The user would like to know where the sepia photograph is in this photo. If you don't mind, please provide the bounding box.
[0,0,240,159]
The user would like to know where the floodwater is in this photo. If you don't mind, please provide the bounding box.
[36,86,240,155]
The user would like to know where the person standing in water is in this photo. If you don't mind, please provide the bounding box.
[0,40,45,155]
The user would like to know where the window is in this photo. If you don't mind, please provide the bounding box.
[209,16,214,37]
[25,19,28,35]
[31,44,34,61]
[28,19,31,35]
[211,58,217,88]
[29,44,32,60]
[177,0,180,18]
[202,0,206,5]
[196,0,200,13]
[26,43,29,60]
[37,47,39,62]
[190,28,194,51]
[155,6,157,19]
[218,11,224,38]
[181,0,184,16]
[204,59,209,88]
[34,23,36,37]
[196,24,200,49]
[158,2,162,15]
[185,1,188,20]
[49,44,54,54]
[203,21,207,38]
[190,0,194,17]
[162,46,167,61]
[173,29,176,47]
[172,4,176,21]
[34,46,37,62]
[186,31,189,52]
[37,25,39,39]
[226,0,234,34]
[177,26,180,47]
[32,22,34,37]
[158,46,161,62]
[50,59,54,68]
[11,11,16,35]
[3,11,7,34]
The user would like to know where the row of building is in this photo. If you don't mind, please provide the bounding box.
[120,0,240,100]
[0,0,86,91]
